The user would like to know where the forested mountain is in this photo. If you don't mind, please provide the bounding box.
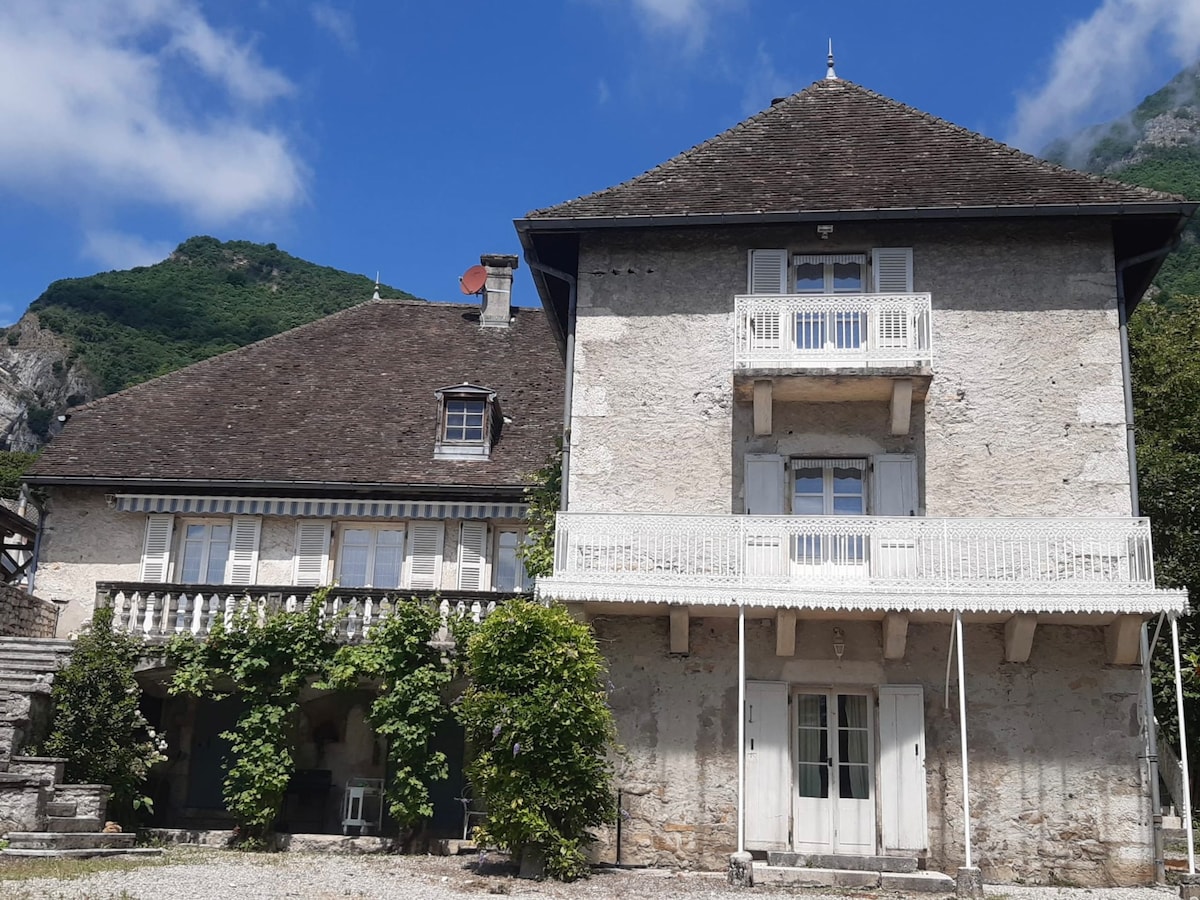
[0,236,414,449]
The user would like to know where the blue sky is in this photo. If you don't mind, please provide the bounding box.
[1,0,1198,324]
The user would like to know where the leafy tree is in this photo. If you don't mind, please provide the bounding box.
[0,450,38,500]
[518,445,562,579]
[167,600,339,844]
[42,607,167,826]
[456,600,617,881]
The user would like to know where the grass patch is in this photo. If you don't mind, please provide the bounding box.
[0,853,170,882]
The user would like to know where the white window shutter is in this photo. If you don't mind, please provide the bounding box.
[744,454,785,515]
[405,520,444,590]
[748,249,789,294]
[457,521,490,590]
[228,516,262,585]
[871,454,919,516]
[293,520,331,586]
[140,515,174,583]
[878,685,928,852]
[872,247,913,293]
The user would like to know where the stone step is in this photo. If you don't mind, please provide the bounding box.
[756,866,882,889]
[1,847,163,859]
[0,639,75,653]
[46,816,103,833]
[4,832,135,851]
[0,657,67,672]
[880,871,957,892]
[45,800,77,817]
[765,851,918,873]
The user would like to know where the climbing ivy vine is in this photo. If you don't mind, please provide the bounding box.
[518,445,561,578]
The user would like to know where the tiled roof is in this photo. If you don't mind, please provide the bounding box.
[526,79,1182,221]
[28,300,562,492]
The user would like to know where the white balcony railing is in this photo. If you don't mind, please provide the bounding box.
[539,513,1184,614]
[94,584,503,643]
[734,293,934,370]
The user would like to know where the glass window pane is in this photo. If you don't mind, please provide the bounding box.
[793,470,823,493]
[832,496,864,515]
[794,262,823,293]
[205,539,230,583]
[375,529,404,547]
[339,542,369,588]
[832,262,863,292]
[181,540,203,583]
[839,764,870,799]
[372,542,403,589]
[832,469,863,491]
[795,693,825,727]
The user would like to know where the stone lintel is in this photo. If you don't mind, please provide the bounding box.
[753,380,773,436]
[776,609,797,657]
[1105,615,1143,665]
[669,607,690,655]
[890,378,913,436]
[882,612,909,659]
[1004,614,1038,663]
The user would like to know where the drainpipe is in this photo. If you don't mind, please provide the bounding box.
[524,257,578,512]
[1115,237,1180,883]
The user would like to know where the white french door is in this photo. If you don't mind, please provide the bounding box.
[793,689,876,854]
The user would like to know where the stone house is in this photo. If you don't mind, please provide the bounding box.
[19,263,563,834]
[519,73,1196,886]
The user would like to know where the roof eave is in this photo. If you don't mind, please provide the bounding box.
[24,475,529,500]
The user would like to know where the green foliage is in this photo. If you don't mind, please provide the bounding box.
[28,236,415,397]
[323,598,452,829]
[0,450,38,500]
[518,446,562,579]
[167,599,339,843]
[456,600,617,881]
[42,607,167,825]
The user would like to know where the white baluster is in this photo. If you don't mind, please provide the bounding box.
[126,592,142,633]
[470,600,483,624]
[286,594,298,613]
[346,598,360,642]
[362,596,375,638]
[485,600,496,619]
[174,592,189,633]
[223,594,235,630]
[112,591,126,630]
[142,593,158,637]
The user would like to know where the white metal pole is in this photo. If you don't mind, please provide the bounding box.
[955,611,972,869]
[1170,612,1195,874]
[737,605,746,854]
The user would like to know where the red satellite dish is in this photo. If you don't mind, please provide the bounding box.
[460,265,487,295]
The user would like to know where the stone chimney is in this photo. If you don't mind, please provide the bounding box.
[479,253,518,328]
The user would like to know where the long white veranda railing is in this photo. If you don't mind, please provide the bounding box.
[94,584,505,643]
[540,513,1173,612]
[734,293,934,369]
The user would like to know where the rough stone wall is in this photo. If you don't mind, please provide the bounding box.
[0,584,59,637]
[572,218,1129,517]
[591,616,1150,885]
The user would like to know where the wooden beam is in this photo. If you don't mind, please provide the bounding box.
[890,378,913,436]
[1004,614,1038,663]
[882,612,908,659]
[753,379,773,436]
[670,608,690,654]
[776,609,797,657]
[1106,615,1143,665]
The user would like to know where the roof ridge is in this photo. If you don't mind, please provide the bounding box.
[837,80,1186,204]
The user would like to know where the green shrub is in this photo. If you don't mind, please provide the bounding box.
[456,600,617,880]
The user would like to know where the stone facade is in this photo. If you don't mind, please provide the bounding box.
[0,585,59,638]
[569,219,1129,517]
[591,615,1150,885]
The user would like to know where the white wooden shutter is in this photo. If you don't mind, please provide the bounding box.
[872,247,913,293]
[292,520,331,586]
[405,520,445,590]
[457,521,490,590]
[871,454,918,516]
[748,249,789,294]
[879,685,928,853]
[745,681,790,850]
[743,453,785,515]
[227,516,262,585]
[139,514,174,583]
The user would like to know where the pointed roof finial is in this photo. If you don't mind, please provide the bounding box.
[372,272,381,301]
[825,39,837,80]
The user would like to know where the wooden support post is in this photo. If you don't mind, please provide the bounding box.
[882,612,908,660]
[890,378,913,436]
[1106,615,1143,665]
[1004,614,1038,663]
[776,609,797,657]
[753,380,773,436]
[670,607,690,655]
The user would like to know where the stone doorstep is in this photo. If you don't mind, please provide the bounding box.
[766,851,919,873]
[46,816,103,834]
[881,871,957,892]
[1,847,163,859]
[4,832,136,851]
[755,865,882,888]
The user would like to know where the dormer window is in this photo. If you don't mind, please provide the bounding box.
[435,383,498,460]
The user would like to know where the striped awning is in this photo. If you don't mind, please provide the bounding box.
[114,494,527,521]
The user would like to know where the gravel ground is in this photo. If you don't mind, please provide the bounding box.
[0,849,1186,900]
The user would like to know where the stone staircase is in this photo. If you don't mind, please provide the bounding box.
[0,637,160,858]
[757,851,955,892]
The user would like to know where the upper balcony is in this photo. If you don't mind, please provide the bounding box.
[537,512,1184,617]
[733,294,933,423]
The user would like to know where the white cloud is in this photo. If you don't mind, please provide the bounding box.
[1008,0,1200,152]
[310,3,357,54]
[626,0,737,55]
[597,78,612,105]
[741,45,793,115]
[0,0,304,225]
[82,230,174,271]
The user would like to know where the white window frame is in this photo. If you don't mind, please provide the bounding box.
[434,384,497,461]
[174,518,234,584]
[793,253,867,295]
[334,523,408,589]
[492,526,531,592]
[790,459,868,516]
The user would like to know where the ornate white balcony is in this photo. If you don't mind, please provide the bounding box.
[734,293,934,371]
[94,583,509,643]
[538,513,1184,615]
